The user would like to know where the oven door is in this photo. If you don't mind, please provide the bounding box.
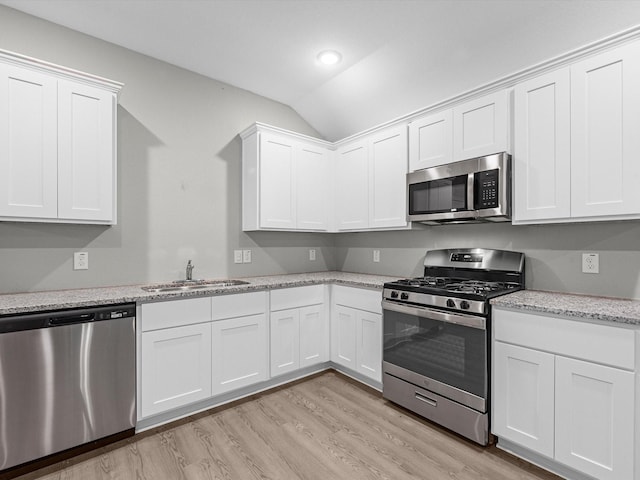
[382,300,488,412]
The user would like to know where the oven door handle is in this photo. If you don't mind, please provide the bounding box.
[382,300,486,330]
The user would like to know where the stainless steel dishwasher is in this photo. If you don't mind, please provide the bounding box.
[0,303,136,472]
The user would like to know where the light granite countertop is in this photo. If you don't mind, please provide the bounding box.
[491,289,640,326]
[0,272,401,316]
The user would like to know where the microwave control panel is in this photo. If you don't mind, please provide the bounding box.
[475,169,499,209]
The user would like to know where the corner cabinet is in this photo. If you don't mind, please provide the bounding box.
[334,124,409,231]
[492,307,638,480]
[331,285,383,384]
[513,40,640,224]
[240,124,332,231]
[0,49,122,224]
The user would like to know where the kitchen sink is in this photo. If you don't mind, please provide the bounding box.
[141,279,249,293]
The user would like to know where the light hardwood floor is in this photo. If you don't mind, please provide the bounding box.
[16,371,560,480]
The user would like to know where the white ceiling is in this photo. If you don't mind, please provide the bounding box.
[2,0,640,141]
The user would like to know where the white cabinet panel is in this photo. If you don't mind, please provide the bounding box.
[409,109,453,171]
[369,125,408,229]
[331,304,358,370]
[493,342,555,458]
[141,323,212,417]
[211,313,268,395]
[297,143,329,230]
[141,297,211,332]
[513,69,571,222]
[453,90,509,160]
[555,356,635,480]
[299,304,328,368]
[335,141,369,230]
[356,310,382,382]
[0,64,58,218]
[259,132,296,229]
[270,308,300,376]
[57,80,115,222]
[570,42,640,218]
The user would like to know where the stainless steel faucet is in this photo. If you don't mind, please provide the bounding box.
[186,260,194,281]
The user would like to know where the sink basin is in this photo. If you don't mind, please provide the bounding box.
[141,279,249,293]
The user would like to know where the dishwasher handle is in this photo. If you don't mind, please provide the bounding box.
[48,313,95,326]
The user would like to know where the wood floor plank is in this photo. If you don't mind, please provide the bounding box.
[14,371,561,480]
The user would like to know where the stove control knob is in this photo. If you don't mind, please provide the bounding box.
[446,299,456,308]
[390,291,399,299]
[400,292,409,300]
[460,300,470,310]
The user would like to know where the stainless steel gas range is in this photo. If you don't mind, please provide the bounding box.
[382,248,525,445]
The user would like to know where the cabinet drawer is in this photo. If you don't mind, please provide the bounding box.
[332,285,381,314]
[270,285,324,311]
[141,297,211,332]
[211,291,267,320]
[494,308,635,370]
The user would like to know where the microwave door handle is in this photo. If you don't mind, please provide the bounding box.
[467,173,475,210]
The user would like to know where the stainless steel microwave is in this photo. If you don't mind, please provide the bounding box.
[407,152,511,224]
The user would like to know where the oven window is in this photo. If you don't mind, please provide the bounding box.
[383,307,486,398]
[409,176,467,214]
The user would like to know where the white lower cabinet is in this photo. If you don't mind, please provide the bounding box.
[331,286,382,383]
[492,308,637,480]
[270,285,328,377]
[140,297,213,418]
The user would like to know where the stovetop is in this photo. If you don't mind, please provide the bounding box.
[387,277,522,298]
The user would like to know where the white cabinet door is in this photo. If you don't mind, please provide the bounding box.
[259,131,296,229]
[335,141,369,230]
[0,64,58,218]
[492,342,555,458]
[296,142,329,230]
[453,90,509,160]
[513,69,571,222]
[570,41,640,218]
[211,313,268,395]
[356,310,382,382]
[299,304,328,368]
[555,356,635,480]
[57,80,115,222]
[331,304,358,369]
[369,125,408,229]
[409,109,453,171]
[140,323,212,417]
[270,308,300,376]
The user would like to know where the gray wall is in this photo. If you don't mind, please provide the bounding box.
[334,221,640,300]
[1,6,640,301]
[0,6,334,293]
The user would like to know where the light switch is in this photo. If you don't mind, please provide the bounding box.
[243,249,252,263]
[309,249,316,261]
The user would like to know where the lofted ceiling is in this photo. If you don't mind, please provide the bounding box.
[2,0,640,141]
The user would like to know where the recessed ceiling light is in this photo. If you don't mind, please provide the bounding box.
[317,50,342,66]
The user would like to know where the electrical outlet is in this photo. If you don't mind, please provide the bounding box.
[373,250,380,263]
[234,250,243,264]
[73,251,89,270]
[309,249,316,261]
[582,253,599,274]
[243,249,252,263]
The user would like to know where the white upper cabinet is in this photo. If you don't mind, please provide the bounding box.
[0,50,121,224]
[514,40,640,224]
[452,90,510,161]
[241,124,331,231]
[408,109,453,171]
[335,124,409,231]
[513,68,571,222]
[570,41,640,218]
